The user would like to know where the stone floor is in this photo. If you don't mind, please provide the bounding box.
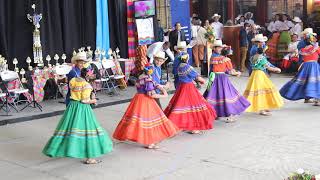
[0,74,319,180]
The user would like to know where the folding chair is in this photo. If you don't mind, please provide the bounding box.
[91,61,103,92]
[101,60,125,95]
[0,70,29,111]
[0,91,9,115]
[54,64,72,99]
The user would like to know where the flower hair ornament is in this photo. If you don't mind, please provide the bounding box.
[144,63,154,75]
[180,53,189,62]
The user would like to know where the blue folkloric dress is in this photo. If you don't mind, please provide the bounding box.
[280,45,320,100]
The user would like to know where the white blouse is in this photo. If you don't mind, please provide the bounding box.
[290,24,302,39]
[284,20,294,29]
[211,22,224,39]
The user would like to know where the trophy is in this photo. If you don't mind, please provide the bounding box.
[54,54,60,65]
[116,47,120,58]
[4,59,8,71]
[20,68,26,83]
[26,57,33,71]
[61,54,67,64]
[27,4,43,67]
[102,56,107,64]
[101,49,106,59]
[13,58,19,73]
[95,48,101,61]
[0,56,5,72]
[87,46,93,61]
[108,48,113,59]
[46,55,51,67]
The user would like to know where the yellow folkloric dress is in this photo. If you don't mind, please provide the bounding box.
[43,77,113,158]
[244,54,284,112]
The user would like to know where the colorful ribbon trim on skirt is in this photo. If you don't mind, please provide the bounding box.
[53,128,105,138]
[170,104,208,114]
[122,113,168,128]
[244,88,277,96]
[207,93,243,105]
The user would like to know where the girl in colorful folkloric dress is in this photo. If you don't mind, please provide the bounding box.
[244,47,284,116]
[203,40,250,123]
[164,53,216,134]
[113,64,179,149]
[43,68,113,165]
[280,29,320,106]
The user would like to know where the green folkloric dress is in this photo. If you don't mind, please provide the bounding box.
[43,77,113,158]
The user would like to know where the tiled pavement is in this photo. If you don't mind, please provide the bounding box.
[0,74,319,180]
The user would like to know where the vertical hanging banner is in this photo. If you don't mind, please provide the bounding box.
[170,0,192,64]
[127,0,136,59]
[96,0,110,54]
[136,18,155,45]
[170,0,191,42]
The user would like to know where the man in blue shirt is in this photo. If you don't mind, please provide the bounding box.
[65,51,89,106]
[152,52,170,108]
[239,23,250,72]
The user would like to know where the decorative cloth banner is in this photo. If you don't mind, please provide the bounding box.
[170,0,193,65]
[33,76,47,102]
[134,45,148,71]
[136,18,155,45]
[96,0,110,55]
[127,0,136,59]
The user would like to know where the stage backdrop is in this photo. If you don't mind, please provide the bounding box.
[108,0,128,58]
[0,0,97,69]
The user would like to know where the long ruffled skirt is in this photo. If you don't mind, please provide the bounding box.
[204,74,250,117]
[113,94,179,145]
[43,100,113,158]
[164,82,216,130]
[244,70,284,112]
[280,62,320,100]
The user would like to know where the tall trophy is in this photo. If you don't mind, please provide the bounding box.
[27,4,43,67]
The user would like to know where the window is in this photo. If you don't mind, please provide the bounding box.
[268,0,303,19]
[156,0,171,29]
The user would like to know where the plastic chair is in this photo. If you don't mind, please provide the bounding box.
[0,92,9,115]
[92,61,107,94]
[101,60,125,95]
[0,70,29,111]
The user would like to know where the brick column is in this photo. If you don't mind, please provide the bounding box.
[227,0,235,21]
[256,0,268,26]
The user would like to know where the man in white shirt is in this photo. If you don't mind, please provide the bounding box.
[210,14,224,39]
[147,41,174,64]
[191,19,202,67]
[244,12,255,25]
[290,17,303,39]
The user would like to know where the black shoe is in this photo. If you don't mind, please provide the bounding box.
[196,84,201,89]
